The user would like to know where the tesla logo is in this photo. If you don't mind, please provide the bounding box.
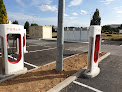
[7,28,20,31]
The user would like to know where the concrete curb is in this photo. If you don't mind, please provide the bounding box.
[98,52,110,63]
[47,67,87,92]
[47,52,111,92]
[64,40,89,43]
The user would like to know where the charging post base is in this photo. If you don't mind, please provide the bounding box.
[84,67,100,78]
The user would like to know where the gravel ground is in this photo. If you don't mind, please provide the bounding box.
[0,52,105,92]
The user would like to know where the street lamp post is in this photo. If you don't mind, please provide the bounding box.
[56,0,65,72]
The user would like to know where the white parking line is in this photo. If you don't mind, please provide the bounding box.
[73,81,103,92]
[26,45,40,47]
[24,61,38,68]
[6,54,38,68]
[43,45,51,48]
[29,47,57,53]
[27,44,51,48]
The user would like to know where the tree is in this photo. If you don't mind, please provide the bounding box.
[120,24,122,29]
[12,20,19,24]
[24,21,29,33]
[31,23,38,26]
[90,9,101,25]
[102,25,111,31]
[0,0,8,24]
[52,25,56,32]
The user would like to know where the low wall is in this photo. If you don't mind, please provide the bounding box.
[64,30,89,42]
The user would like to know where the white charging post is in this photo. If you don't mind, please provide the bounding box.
[0,24,27,75]
[84,25,101,78]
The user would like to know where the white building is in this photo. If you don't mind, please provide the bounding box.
[29,26,52,39]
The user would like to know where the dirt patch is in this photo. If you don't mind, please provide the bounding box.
[0,52,106,92]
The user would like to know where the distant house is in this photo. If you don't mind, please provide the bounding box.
[29,26,52,39]
[109,24,121,28]
[119,30,122,34]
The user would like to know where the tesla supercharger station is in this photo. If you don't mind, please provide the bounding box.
[0,24,27,75]
[84,25,101,78]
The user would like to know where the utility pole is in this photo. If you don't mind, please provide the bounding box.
[56,0,65,72]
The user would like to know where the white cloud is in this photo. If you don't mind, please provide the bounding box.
[68,17,78,20]
[41,0,53,5]
[117,11,122,14]
[64,14,69,17]
[16,0,25,7]
[114,6,122,14]
[69,0,83,7]
[7,12,57,25]
[7,12,89,27]
[116,15,122,18]
[81,10,87,15]
[72,12,78,16]
[39,5,57,12]
[114,6,122,10]
[101,0,115,5]
[31,0,53,6]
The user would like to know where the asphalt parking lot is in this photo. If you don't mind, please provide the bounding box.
[24,39,88,70]
[0,39,89,73]
[60,55,122,92]
[60,40,122,92]
[0,39,122,92]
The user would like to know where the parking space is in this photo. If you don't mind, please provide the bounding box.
[0,39,89,72]
[21,39,88,70]
[26,45,50,52]
[60,55,122,92]
[24,40,86,70]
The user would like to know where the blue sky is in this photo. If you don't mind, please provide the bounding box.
[3,0,122,27]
